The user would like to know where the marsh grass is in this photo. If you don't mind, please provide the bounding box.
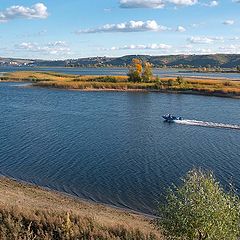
[5,71,240,97]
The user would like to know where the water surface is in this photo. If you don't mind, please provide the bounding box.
[0,82,240,214]
[1,66,240,80]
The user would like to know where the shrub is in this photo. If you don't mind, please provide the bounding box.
[154,82,164,90]
[176,76,184,85]
[223,81,232,87]
[157,169,240,240]
[167,79,175,87]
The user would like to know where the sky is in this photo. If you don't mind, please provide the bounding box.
[0,0,240,59]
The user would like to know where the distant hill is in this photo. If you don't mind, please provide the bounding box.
[1,54,240,68]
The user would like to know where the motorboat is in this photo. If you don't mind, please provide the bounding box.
[162,114,183,122]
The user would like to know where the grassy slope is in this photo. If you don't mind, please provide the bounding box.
[3,71,240,98]
[0,177,162,239]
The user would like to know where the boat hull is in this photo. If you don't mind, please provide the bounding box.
[162,115,182,122]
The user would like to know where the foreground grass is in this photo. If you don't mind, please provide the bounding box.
[0,177,161,240]
[3,71,240,98]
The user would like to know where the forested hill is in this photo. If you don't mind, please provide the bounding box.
[65,54,240,68]
[1,54,240,68]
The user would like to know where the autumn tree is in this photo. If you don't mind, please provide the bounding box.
[127,58,143,82]
[157,169,240,240]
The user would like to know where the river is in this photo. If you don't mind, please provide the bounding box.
[1,66,240,80]
[0,82,239,214]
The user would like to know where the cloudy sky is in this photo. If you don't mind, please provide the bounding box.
[0,0,240,59]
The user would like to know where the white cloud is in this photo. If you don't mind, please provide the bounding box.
[104,43,240,55]
[209,1,218,6]
[47,41,67,47]
[223,20,235,25]
[192,48,214,54]
[218,45,240,54]
[188,37,214,44]
[168,0,198,5]
[188,36,224,44]
[0,3,48,22]
[15,41,70,55]
[174,45,240,55]
[17,42,38,50]
[176,26,186,32]
[119,0,165,8]
[119,0,198,8]
[108,43,172,50]
[202,1,218,7]
[76,20,170,34]
[229,37,240,40]
[190,22,205,28]
[104,8,112,12]
[191,23,199,28]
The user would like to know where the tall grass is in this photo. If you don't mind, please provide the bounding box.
[0,177,162,239]
[5,71,240,97]
[0,206,158,240]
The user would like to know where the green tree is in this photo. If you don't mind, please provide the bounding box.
[157,169,240,240]
[128,58,143,82]
[176,76,184,85]
[155,76,161,83]
[142,62,153,82]
[237,66,240,72]
[167,79,174,87]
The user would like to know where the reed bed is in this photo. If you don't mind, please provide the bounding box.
[4,71,240,97]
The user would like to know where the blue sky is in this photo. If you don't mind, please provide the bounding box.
[0,0,240,59]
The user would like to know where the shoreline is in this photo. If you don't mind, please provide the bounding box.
[0,175,162,239]
[0,174,155,218]
[2,81,239,99]
[163,74,240,81]
[1,80,240,99]
[29,84,240,99]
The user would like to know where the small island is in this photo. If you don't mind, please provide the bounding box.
[2,68,240,99]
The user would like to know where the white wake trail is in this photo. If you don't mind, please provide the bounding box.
[175,119,240,130]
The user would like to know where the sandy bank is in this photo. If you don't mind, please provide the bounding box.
[0,176,162,239]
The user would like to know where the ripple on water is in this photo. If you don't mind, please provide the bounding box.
[0,82,240,214]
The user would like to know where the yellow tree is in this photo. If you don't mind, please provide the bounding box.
[142,62,153,82]
[128,58,143,82]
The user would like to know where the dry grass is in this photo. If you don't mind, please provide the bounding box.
[3,71,240,97]
[4,71,128,83]
[4,71,76,82]
[35,80,153,90]
[0,177,162,240]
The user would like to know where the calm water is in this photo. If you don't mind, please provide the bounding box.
[1,66,240,80]
[0,82,240,214]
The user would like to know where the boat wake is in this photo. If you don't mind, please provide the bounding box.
[175,119,240,130]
